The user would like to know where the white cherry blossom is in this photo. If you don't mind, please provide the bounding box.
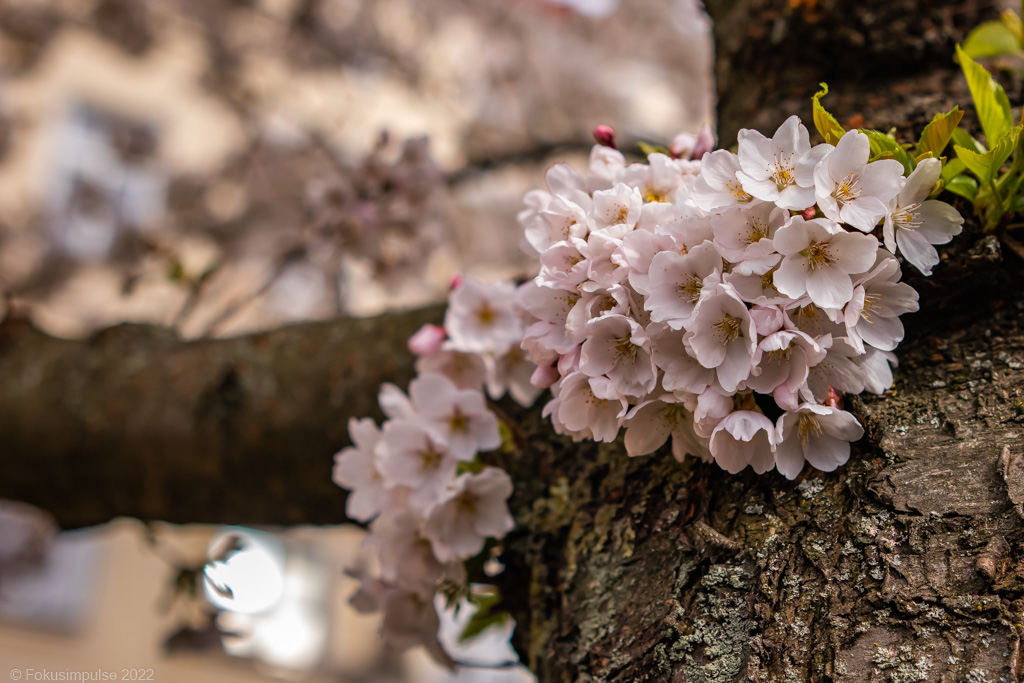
[775,404,864,479]
[624,395,709,461]
[368,510,448,591]
[416,349,488,391]
[377,420,460,508]
[579,314,657,397]
[745,329,826,397]
[844,252,919,352]
[709,410,777,475]
[684,283,757,392]
[883,157,964,275]
[813,130,904,232]
[333,418,388,522]
[445,278,523,355]
[424,468,515,562]
[711,203,787,265]
[645,241,723,328]
[555,371,627,442]
[590,183,643,230]
[692,149,757,212]
[408,373,501,460]
[735,116,830,210]
[859,347,898,394]
[772,216,878,309]
[648,322,715,394]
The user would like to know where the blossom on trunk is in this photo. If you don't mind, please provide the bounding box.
[709,410,777,475]
[813,130,904,232]
[624,395,709,462]
[424,468,515,562]
[445,278,524,355]
[772,216,878,310]
[711,203,787,265]
[645,240,723,329]
[333,417,388,522]
[684,283,757,392]
[775,404,864,479]
[882,157,964,275]
[844,252,919,352]
[735,116,830,210]
[692,149,757,212]
[408,372,501,460]
[579,314,658,397]
[377,420,460,509]
[554,371,627,442]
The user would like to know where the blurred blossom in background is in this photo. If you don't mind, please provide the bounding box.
[0,0,714,680]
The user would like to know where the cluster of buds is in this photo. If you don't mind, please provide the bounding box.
[517,117,962,477]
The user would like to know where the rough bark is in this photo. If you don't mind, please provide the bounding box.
[704,0,999,146]
[0,305,442,528]
[491,1,1024,681]
[498,235,1024,681]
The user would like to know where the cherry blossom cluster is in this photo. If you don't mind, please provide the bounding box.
[518,116,963,478]
[332,276,539,663]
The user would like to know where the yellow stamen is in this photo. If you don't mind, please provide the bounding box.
[714,314,743,344]
[797,413,823,447]
[833,172,862,204]
[799,240,835,270]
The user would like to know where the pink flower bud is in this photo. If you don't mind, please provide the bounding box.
[801,207,817,221]
[825,386,843,409]
[669,124,715,160]
[669,132,696,159]
[408,324,447,356]
[692,124,715,160]
[593,125,616,149]
[530,363,560,389]
[449,274,463,290]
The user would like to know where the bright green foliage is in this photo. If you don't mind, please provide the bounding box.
[954,126,1021,185]
[962,8,1024,62]
[637,141,671,157]
[939,43,1024,232]
[460,587,511,642]
[811,83,845,145]
[957,45,1014,147]
[915,107,964,158]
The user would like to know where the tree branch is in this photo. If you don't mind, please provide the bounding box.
[0,305,443,529]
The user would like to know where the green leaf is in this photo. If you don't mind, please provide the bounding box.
[944,174,979,201]
[1004,7,1024,43]
[941,157,967,183]
[861,129,900,158]
[460,587,509,642]
[460,609,511,642]
[954,125,1021,183]
[1011,192,1024,212]
[915,107,965,158]
[457,459,485,476]
[952,127,986,154]
[860,129,913,173]
[637,141,670,157]
[811,83,845,145]
[963,21,1022,59]
[957,44,1013,146]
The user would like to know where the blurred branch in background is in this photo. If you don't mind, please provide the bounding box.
[0,0,714,341]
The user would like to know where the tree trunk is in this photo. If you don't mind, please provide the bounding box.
[495,1,1024,680]
[1,1,1023,681]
